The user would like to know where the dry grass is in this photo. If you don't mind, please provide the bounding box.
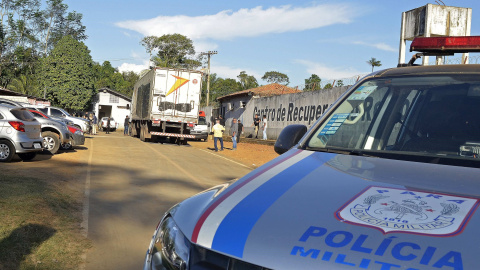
[0,173,89,270]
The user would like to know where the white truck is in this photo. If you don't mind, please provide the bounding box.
[130,67,202,144]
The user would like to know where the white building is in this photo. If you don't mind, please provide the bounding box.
[92,88,131,129]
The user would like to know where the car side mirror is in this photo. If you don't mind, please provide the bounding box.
[274,124,308,155]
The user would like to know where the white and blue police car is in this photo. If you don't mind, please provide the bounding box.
[144,36,480,270]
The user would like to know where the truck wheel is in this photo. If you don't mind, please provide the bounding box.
[0,140,15,162]
[140,125,145,142]
[18,152,37,161]
[42,131,60,154]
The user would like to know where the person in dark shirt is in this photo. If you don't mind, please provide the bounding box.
[106,117,111,134]
[253,114,260,139]
[237,120,244,143]
[124,115,130,136]
[218,115,225,126]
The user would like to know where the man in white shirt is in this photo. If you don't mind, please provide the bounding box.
[262,115,268,140]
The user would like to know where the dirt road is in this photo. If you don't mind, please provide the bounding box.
[83,133,252,269]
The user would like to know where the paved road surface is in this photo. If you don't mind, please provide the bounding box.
[84,133,252,269]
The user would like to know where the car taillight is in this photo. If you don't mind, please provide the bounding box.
[9,121,25,132]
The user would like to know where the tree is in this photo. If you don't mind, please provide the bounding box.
[367,57,382,72]
[323,83,332,89]
[336,80,344,87]
[211,78,241,101]
[237,71,258,90]
[92,61,139,97]
[261,71,289,85]
[303,74,321,91]
[140,34,201,69]
[0,0,86,86]
[38,35,95,110]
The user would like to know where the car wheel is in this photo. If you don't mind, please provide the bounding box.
[60,142,73,150]
[0,140,15,162]
[74,124,82,130]
[18,152,37,161]
[42,131,60,154]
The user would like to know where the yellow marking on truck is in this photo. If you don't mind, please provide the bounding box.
[166,75,190,96]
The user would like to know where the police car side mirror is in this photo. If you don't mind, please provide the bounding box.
[274,124,307,155]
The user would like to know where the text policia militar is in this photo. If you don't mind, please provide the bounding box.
[253,103,332,125]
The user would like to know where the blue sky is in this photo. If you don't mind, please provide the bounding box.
[65,0,480,87]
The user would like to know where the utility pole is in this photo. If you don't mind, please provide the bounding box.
[200,51,217,106]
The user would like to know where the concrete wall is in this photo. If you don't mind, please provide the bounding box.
[221,86,350,139]
[92,91,131,129]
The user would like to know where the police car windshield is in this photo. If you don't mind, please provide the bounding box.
[307,75,480,162]
[198,116,207,125]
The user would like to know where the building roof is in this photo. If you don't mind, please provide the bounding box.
[0,87,49,102]
[98,87,132,102]
[217,83,301,101]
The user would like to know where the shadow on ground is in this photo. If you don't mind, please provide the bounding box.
[0,224,56,270]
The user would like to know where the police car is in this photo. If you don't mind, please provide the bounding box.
[144,36,480,270]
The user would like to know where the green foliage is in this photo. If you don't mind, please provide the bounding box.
[201,73,243,107]
[38,35,95,110]
[367,57,382,72]
[237,71,258,90]
[0,0,86,91]
[261,71,289,85]
[336,80,344,87]
[92,61,139,97]
[323,83,332,89]
[140,34,202,69]
[303,74,321,91]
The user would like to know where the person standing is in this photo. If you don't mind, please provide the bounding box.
[218,115,225,126]
[92,113,97,135]
[262,115,268,140]
[106,117,111,134]
[231,118,238,150]
[252,114,260,139]
[237,120,244,143]
[124,115,130,136]
[212,119,225,152]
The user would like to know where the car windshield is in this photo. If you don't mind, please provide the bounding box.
[198,116,207,125]
[307,74,480,163]
[58,108,71,116]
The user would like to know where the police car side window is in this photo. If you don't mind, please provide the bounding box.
[0,112,3,119]
[39,108,48,114]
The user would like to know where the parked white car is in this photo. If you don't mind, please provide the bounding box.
[100,117,118,131]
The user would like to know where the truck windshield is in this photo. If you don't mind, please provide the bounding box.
[307,75,480,162]
[198,116,207,125]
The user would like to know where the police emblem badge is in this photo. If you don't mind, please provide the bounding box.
[336,186,479,236]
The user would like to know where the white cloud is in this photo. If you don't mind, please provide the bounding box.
[116,4,356,41]
[353,41,397,52]
[117,60,150,74]
[295,59,363,80]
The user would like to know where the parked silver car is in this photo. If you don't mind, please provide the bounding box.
[29,105,90,132]
[0,105,43,162]
[29,109,72,154]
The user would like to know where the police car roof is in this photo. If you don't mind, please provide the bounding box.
[376,64,480,78]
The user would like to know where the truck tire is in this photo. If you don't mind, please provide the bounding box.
[0,140,15,162]
[18,152,37,161]
[42,131,60,154]
[140,124,145,142]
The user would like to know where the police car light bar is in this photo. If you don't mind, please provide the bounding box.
[410,36,480,54]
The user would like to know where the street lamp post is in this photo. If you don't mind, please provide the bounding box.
[200,51,217,106]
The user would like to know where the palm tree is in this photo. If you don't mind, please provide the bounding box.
[367,57,382,72]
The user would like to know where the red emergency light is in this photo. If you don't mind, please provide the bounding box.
[410,36,480,54]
